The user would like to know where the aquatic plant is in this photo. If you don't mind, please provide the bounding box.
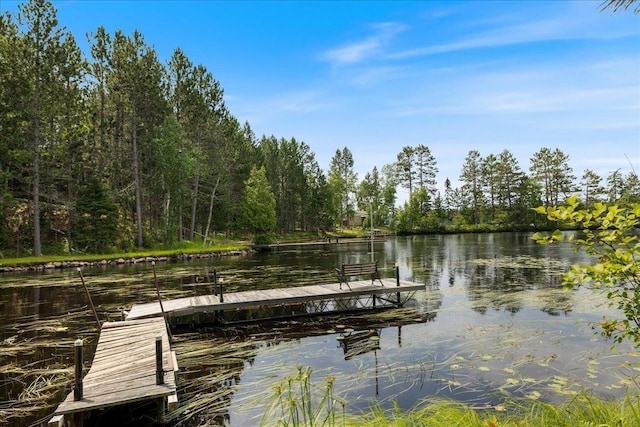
[260,365,343,427]
[260,367,640,427]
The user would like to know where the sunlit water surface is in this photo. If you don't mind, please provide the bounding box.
[1,233,638,426]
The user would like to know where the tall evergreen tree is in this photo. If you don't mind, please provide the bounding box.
[443,178,454,220]
[415,144,438,196]
[73,177,118,253]
[241,166,276,244]
[303,161,331,233]
[357,167,382,228]
[87,26,110,175]
[166,49,227,241]
[0,13,30,250]
[606,169,625,202]
[16,0,81,255]
[380,163,398,227]
[396,146,417,196]
[580,169,604,207]
[108,30,169,248]
[328,147,357,228]
[530,147,576,207]
[481,154,499,221]
[460,150,483,224]
[622,172,640,203]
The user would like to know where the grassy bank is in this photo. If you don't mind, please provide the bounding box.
[0,242,251,267]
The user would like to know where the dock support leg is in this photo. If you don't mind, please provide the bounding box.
[74,339,83,401]
[157,397,166,424]
[395,264,401,305]
[156,334,164,385]
[73,411,84,427]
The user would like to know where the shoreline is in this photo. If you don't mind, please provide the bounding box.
[0,249,253,273]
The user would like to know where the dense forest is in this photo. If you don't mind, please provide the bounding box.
[1,0,638,256]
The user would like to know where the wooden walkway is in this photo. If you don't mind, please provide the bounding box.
[126,279,425,321]
[49,317,178,426]
[254,236,389,251]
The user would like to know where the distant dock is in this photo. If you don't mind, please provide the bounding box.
[252,234,392,251]
[126,279,424,322]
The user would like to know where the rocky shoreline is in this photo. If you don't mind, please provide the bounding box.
[0,249,253,273]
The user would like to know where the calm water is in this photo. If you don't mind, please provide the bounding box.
[1,233,638,426]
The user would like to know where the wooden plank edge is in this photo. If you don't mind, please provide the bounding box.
[102,317,166,328]
[54,385,177,415]
[170,351,179,373]
[167,393,179,412]
[47,414,64,427]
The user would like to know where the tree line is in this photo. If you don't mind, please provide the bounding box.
[1,0,638,255]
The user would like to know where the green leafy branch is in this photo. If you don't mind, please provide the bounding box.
[532,195,640,346]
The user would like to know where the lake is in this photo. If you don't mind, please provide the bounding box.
[1,233,638,426]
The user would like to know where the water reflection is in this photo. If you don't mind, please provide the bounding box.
[0,232,637,427]
[171,307,437,426]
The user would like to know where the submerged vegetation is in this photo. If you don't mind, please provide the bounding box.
[2,232,640,426]
[167,297,640,426]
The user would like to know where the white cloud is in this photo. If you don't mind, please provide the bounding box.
[321,22,407,65]
[323,39,381,65]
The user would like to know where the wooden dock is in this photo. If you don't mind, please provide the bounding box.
[126,279,425,321]
[253,236,390,251]
[48,317,178,426]
[47,273,422,425]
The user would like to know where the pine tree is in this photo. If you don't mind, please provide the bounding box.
[73,177,118,253]
[241,166,276,244]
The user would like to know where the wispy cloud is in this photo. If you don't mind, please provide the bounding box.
[345,65,408,86]
[383,50,640,119]
[389,4,639,59]
[321,22,406,65]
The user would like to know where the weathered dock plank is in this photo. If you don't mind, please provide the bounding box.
[126,279,425,321]
[51,317,177,418]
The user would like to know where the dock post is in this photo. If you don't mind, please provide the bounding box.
[156,334,164,385]
[395,264,401,305]
[74,339,83,401]
[219,278,224,303]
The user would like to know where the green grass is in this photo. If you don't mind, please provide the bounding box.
[0,242,251,267]
[357,395,640,427]
[260,367,640,427]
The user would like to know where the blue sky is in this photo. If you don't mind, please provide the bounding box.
[2,0,639,198]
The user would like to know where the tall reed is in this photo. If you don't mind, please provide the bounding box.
[260,365,344,427]
[260,367,640,427]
